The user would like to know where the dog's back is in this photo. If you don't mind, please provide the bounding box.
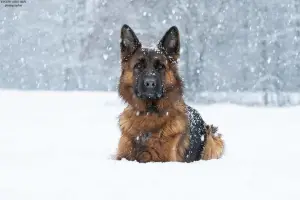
[184,105,206,162]
[184,105,225,162]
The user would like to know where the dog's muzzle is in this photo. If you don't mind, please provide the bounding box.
[135,74,163,100]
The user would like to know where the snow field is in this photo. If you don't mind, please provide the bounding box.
[0,91,299,200]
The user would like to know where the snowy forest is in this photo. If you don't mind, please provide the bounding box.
[0,0,300,106]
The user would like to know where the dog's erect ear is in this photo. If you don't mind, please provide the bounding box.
[158,26,180,60]
[120,24,141,60]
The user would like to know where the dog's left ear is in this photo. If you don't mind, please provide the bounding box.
[158,26,180,60]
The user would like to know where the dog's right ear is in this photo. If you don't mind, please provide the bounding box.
[120,24,141,60]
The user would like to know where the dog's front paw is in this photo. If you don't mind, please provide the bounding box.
[136,151,152,163]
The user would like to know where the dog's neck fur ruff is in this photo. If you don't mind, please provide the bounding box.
[129,102,170,117]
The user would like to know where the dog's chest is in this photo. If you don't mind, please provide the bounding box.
[134,132,153,145]
[119,110,169,135]
[133,131,165,154]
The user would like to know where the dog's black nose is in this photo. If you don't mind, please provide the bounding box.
[144,77,156,89]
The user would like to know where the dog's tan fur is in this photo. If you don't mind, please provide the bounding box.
[201,125,224,160]
[116,101,190,162]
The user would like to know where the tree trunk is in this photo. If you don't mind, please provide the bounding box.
[295,0,300,88]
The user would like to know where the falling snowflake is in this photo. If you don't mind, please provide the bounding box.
[103,54,108,60]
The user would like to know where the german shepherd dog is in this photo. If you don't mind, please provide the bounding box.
[116,24,224,162]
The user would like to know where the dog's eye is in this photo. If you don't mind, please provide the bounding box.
[155,64,165,70]
[134,63,144,70]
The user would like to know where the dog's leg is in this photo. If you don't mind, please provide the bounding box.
[201,125,224,160]
[137,134,188,162]
[168,133,189,162]
[116,135,135,161]
[159,116,190,162]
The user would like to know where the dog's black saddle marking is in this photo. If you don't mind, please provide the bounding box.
[184,105,206,162]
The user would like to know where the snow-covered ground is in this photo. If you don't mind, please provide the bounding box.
[0,90,299,200]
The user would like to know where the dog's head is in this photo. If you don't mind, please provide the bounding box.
[118,24,183,111]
